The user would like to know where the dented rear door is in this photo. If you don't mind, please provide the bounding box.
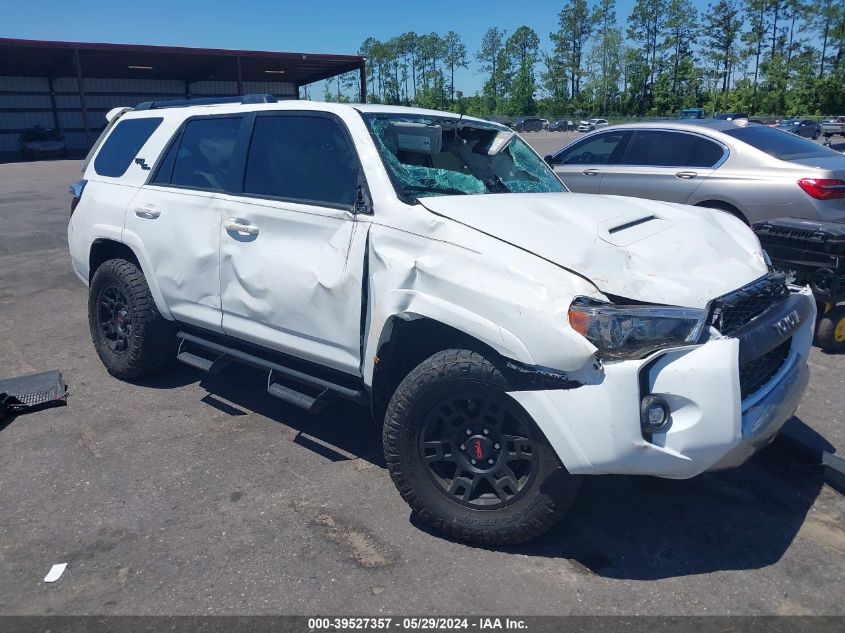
[124,115,246,333]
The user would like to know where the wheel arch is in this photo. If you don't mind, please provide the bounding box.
[365,294,535,425]
[88,237,174,320]
[695,199,749,225]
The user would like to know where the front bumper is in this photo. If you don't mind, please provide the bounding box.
[509,287,816,479]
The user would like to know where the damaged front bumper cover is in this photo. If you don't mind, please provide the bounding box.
[506,287,816,479]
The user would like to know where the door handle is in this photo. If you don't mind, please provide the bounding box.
[224,218,259,236]
[582,168,601,176]
[675,171,698,179]
[134,205,161,219]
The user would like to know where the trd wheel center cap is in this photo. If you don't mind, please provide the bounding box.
[465,435,494,462]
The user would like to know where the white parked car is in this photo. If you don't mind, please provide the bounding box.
[68,96,815,545]
[577,117,609,132]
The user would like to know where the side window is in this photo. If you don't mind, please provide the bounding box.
[243,115,359,207]
[555,132,628,165]
[94,117,162,177]
[686,137,725,168]
[170,117,242,191]
[150,132,181,185]
[624,131,695,167]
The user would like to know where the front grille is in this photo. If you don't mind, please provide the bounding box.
[739,340,791,400]
[708,274,789,335]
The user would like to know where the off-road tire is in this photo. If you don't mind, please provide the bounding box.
[383,349,581,545]
[816,306,845,353]
[88,258,175,379]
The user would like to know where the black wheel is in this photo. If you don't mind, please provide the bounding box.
[813,131,819,140]
[816,306,845,353]
[383,349,581,545]
[88,258,175,379]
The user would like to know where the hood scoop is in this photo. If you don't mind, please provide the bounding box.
[598,211,676,246]
[608,215,656,234]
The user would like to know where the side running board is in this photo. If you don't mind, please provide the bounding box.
[176,331,367,412]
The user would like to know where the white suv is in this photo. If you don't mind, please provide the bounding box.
[68,95,815,545]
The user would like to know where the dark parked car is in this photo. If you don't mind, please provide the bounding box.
[713,112,749,121]
[548,119,575,131]
[511,117,545,132]
[18,126,66,159]
[776,119,822,139]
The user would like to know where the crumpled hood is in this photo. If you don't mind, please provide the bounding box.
[420,192,768,309]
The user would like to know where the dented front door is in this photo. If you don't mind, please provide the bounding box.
[218,112,369,376]
[218,199,369,376]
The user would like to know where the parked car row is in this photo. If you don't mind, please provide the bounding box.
[510,117,579,132]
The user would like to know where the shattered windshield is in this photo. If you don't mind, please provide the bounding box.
[361,113,566,199]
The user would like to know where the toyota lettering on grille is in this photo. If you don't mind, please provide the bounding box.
[774,309,801,336]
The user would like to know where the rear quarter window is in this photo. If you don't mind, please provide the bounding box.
[93,117,163,177]
[724,126,839,161]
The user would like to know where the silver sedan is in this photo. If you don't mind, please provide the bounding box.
[545,120,845,224]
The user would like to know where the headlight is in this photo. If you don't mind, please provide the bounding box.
[568,298,706,359]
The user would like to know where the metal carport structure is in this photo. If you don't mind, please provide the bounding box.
[0,38,366,155]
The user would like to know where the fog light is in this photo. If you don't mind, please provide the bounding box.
[641,395,671,433]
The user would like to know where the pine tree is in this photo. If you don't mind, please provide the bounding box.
[551,0,593,100]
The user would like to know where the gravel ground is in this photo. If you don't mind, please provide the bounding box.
[0,157,843,616]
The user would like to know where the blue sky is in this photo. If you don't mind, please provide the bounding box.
[3,0,716,97]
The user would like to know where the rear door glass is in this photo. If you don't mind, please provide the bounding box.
[169,117,242,191]
[94,117,162,177]
[623,131,694,166]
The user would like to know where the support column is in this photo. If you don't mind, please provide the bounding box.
[47,77,59,130]
[236,56,244,95]
[359,60,367,104]
[73,48,91,148]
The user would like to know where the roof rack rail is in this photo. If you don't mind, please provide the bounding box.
[134,94,278,111]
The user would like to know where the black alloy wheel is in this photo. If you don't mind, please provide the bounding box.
[98,284,133,355]
[418,391,538,509]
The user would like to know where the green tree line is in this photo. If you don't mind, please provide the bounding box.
[322,0,845,118]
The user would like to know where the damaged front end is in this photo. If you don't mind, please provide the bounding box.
[508,275,815,479]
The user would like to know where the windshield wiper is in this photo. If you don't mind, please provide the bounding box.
[403,185,469,196]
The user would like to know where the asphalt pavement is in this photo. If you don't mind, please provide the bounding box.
[0,156,843,616]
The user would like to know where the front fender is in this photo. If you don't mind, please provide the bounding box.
[362,289,535,386]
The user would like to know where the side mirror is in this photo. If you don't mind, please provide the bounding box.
[544,154,555,166]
